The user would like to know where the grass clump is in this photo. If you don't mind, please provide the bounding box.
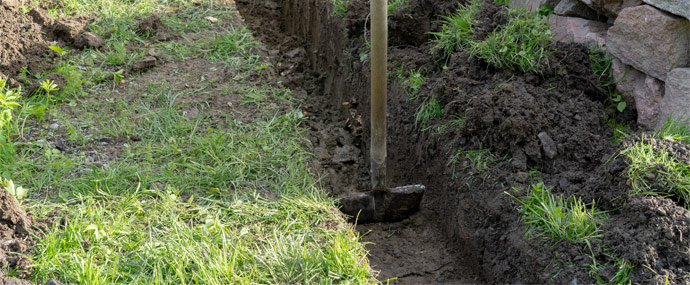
[388,0,411,16]
[469,8,552,73]
[622,141,690,208]
[430,0,482,59]
[414,97,444,131]
[656,115,690,143]
[396,66,425,99]
[331,0,348,16]
[507,183,606,243]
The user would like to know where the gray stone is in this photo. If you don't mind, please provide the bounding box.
[659,68,690,127]
[607,5,690,81]
[612,58,665,129]
[509,0,561,11]
[580,0,642,18]
[643,0,690,19]
[538,132,558,159]
[45,279,64,285]
[548,15,609,47]
[554,0,600,20]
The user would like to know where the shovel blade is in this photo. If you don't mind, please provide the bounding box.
[338,184,425,223]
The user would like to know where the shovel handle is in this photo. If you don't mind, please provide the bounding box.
[370,0,387,192]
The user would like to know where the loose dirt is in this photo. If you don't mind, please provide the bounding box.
[0,187,40,284]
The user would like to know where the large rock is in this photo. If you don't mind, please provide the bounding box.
[580,0,642,18]
[509,0,561,11]
[554,0,601,20]
[613,59,665,129]
[549,15,609,47]
[607,5,690,81]
[643,0,690,19]
[658,68,690,127]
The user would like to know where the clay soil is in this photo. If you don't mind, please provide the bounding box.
[238,0,690,284]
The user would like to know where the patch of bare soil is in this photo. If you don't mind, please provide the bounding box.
[240,0,690,283]
[0,0,102,86]
[0,187,42,284]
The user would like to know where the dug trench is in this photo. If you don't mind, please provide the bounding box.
[238,0,690,284]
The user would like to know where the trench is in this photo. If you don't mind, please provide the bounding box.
[236,0,644,283]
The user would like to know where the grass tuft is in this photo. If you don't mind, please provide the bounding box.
[430,0,482,59]
[655,116,690,143]
[507,183,606,243]
[414,97,444,131]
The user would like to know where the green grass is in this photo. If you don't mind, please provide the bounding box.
[469,8,552,73]
[590,47,627,113]
[448,146,501,177]
[396,66,425,99]
[507,183,606,243]
[414,97,444,131]
[430,0,482,59]
[388,0,411,16]
[331,0,348,16]
[1,0,374,282]
[621,140,690,208]
[656,115,690,143]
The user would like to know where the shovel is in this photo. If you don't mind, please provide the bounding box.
[339,0,425,223]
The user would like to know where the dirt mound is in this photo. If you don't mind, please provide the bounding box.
[0,2,101,84]
[0,187,38,282]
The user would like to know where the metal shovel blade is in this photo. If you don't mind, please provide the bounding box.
[339,185,425,223]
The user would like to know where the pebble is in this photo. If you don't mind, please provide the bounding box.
[49,123,59,129]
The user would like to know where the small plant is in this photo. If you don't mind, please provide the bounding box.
[494,0,509,4]
[469,8,552,73]
[655,115,690,143]
[430,0,482,59]
[0,79,21,143]
[40,79,60,100]
[414,97,444,131]
[506,183,606,243]
[388,0,411,16]
[590,47,627,113]
[606,115,632,145]
[397,66,425,99]
[331,0,348,16]
[448,146,501,177]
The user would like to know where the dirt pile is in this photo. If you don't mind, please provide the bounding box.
[0,1,101,85]
[0,187,39,284]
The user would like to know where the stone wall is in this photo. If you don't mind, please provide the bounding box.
[514,0,690,129]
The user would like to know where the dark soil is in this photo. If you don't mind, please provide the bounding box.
[239,0,689,283]
[0,188,40,283]
[0,0,101,86]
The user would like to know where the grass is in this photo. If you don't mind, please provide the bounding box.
[621,140,690,208]
[414,97,444,131]
[656,115,690,143]
[396,66,425,99]
[469,8,552,73]
[430,0,482,59]
[331,0,348,16]
[507,183,606,243]
[0,0,374,282]
[448,146,501,177]
[590,47,627,113]
[431,0,552,73]
[388,0,411,16]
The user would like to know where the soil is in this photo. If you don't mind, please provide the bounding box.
[238,0,690,284]
[0,1,101,86]
[0,187,40,284]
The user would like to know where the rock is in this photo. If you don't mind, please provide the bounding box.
[73,31,104,50]
[548,15,609,47]
[607,5,690,80]
[511,150,528,171]
[612,58,665,128]
[45,279,64,285]
[509,0,561,11]
[538,132,558,159]
[554,0,601,20]
[643,0,690,19]
[131,56,157,72]
[49,123,59,129]
[658,68,690,127]
[580,0,642,18]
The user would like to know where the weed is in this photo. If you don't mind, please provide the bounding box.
[0,79,21,142]
[656,115,690,143]
[606,116,632,145]
[590,47,627,113]
[414,97,444,131]
[494,0,509,4]
[622,140,690,208]
[331,0,348,16]
[388,0,411,16]
[507,183,606,243]
[430,0,482,59]
[448,146,501,177]
[589,255,633,285]
[397,66,425,99]
[469,8,552,73]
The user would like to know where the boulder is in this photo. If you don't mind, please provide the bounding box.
[580,0,642,18]
[607,5,690,81]
[613,59,665,129]
[658,68,690,127]
[554,0,601,20]
[643,0,690,19]
[548,15,609,47]
[509,0,561,11]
